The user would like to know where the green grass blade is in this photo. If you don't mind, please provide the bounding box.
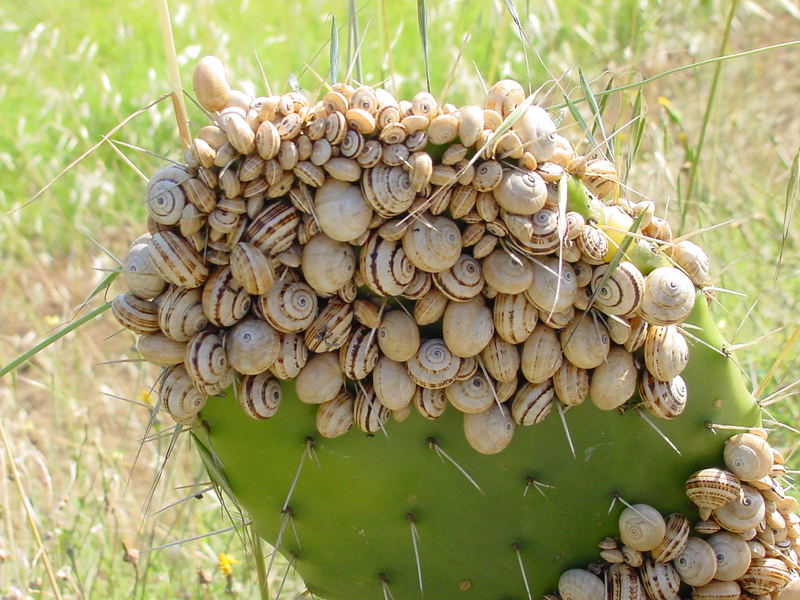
[330,15,339,84]
[625,89,646,179]
[773,147,799,291]
[579,68,609,158]
[417,0,431,93]
[348,0,362,83]
[563,92,597,152]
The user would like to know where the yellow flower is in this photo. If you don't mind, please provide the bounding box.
[44,314,61,327]
[218,552,239,577]
[137,388,153,405]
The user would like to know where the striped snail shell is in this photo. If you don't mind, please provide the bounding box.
[445,373,495,414]
[340,325,379,380]
[372,356,416,410]
[640,558,680,600]
[305,298,353,353]
[674,537,717,587]
[353,385,390,434]
[433,254,484,301]
[112,292,160,334]
[639,267,696,326]
[522,206,561,254]
[493,293,538,344]
[521,323,563,384]
[640,372,688,420]
[463,403,515,455]
[315,390,355,438]
[739,557,791,595]
[589,346,637,410]
[495,378,518,403]
[511,380,555,426]
[581,158,618,199]
[685,468,742,519]
[224,317,280,375]
[137,332,186,367]
[402,269,432,300]
[202,266,251,327]
[572,260,593,287]
[360,232,416,297]
[449,184,478,219]
[619,504,666,552]
[362,164,415,217]
[558,568,605,600]
[244,200,300,256]
[442,297,494,358]
[651,513,690,563]
[482,249,534,295]
[123,238,167,299]
[670,240,711,287]
[314,178,373,242]
[402,215,462,273]
[713,484,766,533]
[145,164,190,225]
[414,287,449,326]
[156,286,208,342]
[404,338,459,390]
[269,333,308,380]
[261,279,318,333]
[185,329,230,387]
[691,581,740,600]
[377,310,420,363]
[296,352,344,405]
[644,325,689,382]
[453,356,478,382]
[724,433,774,481]
[512,105,557,163]
[525,256,578,314]
[159,365,207,425]
[149,231,209,289]
[480,335,521,383]
[575,225,608,265]
[192,55,230,112]
[239,373,282,420]
[457,105,484,147]
[622,546,644,568]
[560,315,610,369]
[229,242,275,295]
[493,169,548,215]
[553,360,590,407]
[607,564,645,600]
[707,531,752,581]
[414,387,447,420]
[590,262,644,316]
[301,234,356,296]
[624,316,649,353]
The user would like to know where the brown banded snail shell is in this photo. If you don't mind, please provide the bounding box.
[406,338,460,389]
[160,364,207,425]
[239,373,282,419]
[315,390,355,438]
[511,380,555,426]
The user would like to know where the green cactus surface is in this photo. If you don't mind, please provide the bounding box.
[194,292,759,600]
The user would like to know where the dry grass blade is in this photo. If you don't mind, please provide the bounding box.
[502,0,532,93]
[773,147,798,290]
[348,0,362,83]
[417,0,430,93]
[329,14,339,84]
[757,323,800,400]
[156,0,190,149]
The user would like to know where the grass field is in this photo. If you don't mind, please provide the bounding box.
[0,0,798,597]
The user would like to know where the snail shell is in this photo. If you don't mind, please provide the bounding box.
[378,310,421,362]
[202,266,251,327]
[407,339,460,389]
[362,165,415,217]
[713,484,766,533]
[123,238,167,299]
[511,380,555,426]
[112,292,159,334]
[428,113,459,145]
[433,254,484,301]
[480,335,520,383]
[193,55,230,111]
[512,105,557,163]
[463,403,515,455]
[589,346,637,410]
[651,513,690,563]
[575,225,608,265]
[224,317,280,375]
[608,564,646,600]
[560,316,610,370]
[777,579,800,600]
[305,299,353,353]
[490,292,539,345]
[450,184,478,219]
[185,330,229,386]
[229,242,275,295]
[640,558,680,600]
[414,387,447,420]
[523,206,561,254]
[402,269,433,300]
[261,279,318,333]
[644,325,689,382]
[458,105,484,147]
[639,267,696,326]
[402,215,462,273]
[691,581,740,600]
[149,231,209,289]
[445,373,495,414]
[315,390,355,438]
[724,433,774,482]
[353,299,381,330]
[670,240,711,287]
[686,468,742,518]
[624,316,649,353]
[353,385,390,434]
[640,372,688,420]
[360,232,416,297]
[301,234,356,296]
[296,352,344,405]
[526,257,578,314]
[156,286,208,342]
[591,262,645,316]
[244,201,300,256]
[619,504,666,552]
[482,249,534,295]
[493,169,548,215]
[160,365,207,425]
[521,323,563,384]
[553,360,590,407]
[558,568,605,600]
[739,558,790,595]
[622,546,644,568]
[472,160,504,192]
[695,519,722,535]
[372,356,416,410]
[269,333,308,380]
[674,537,717,587]
[340,325,379,380]
[239,373,282,419]
[146,165,189,226]
[442,297,495,358]
[137,333,186,367]
[455,355,479,381]
[707,531,752,581]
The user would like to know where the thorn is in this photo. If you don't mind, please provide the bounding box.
[607,494,618,514]
[636,408,681,455]
[705,421,771,434]
[612,493,662,526]
[282,439,312,513]
[273,552,297,600]
[428,438,483,494]
[266,508,293,581]
[379,573,395,600]
[477,358,502,409]
[151,485,214,516]
[144,520,251,552]
[556,403,576,458]
[523,475,556,498]
[407,513,424,597]
[512,543,533,600]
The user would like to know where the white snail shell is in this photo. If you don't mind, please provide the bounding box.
[407,339,460,389]
[525,256,578,314]
[724,433,774,481]
[123,238,167,299]
[512,105,557,163]
[244,201,300,256]
[137,333,186,367]
[224,317,280,375]
[378,310,421,362]
[315,390,355,438]
[463,403,514,455]
[674,537,717,587]
[619,504,666,552]
[639,267,696,326]
[414,287,448,326]
[713,484,766,533]
[558,568,605,600]
[239,373,282,419]
[482,249,534,295]
[193,55,230,112]
[145,165,190,226]
[372,356,416,410]
[521,323,563,384]
[442,297,494,358]
[560,315,610,370]
[493,169,548,215]
[229,242,275,295]
[445,373,495,414]
[670,240,711,287]
[301,234,356,296]
[296,352,344,405]
[644,325,689,382]
[402,215,462,273]
[707,531,752,581]
[314,179,373,242]
[589,346,636,410]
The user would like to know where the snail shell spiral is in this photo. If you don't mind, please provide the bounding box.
[160,365,207,425]
[640,372,688,420]
[445,373,495,414]
[145,165,190,225]
[433,254,484,301]
[707,531,752,581]
[590,261,644,316]
[619,504,666,552]
[674,537,717,587]
[639,267,696,326]
[723,432,774,481]
[239,373,282,420]
[406,338,460,389]
[261,279,318,333]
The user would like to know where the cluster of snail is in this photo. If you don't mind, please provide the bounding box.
[553,432,799,600]
[112,55,714,454]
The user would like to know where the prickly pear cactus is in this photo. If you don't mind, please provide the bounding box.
[114,56,800,600]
